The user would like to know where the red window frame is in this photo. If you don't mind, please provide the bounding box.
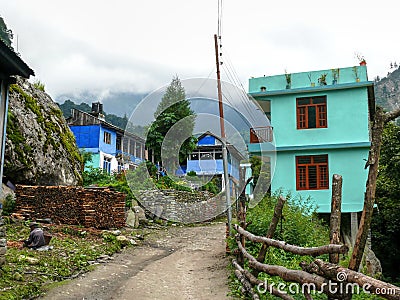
[296,155,329,190]
[296,96,327,129]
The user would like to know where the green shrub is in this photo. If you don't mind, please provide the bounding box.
[2,194,16,216]
[230,193,332,299]
[33,80,45,92]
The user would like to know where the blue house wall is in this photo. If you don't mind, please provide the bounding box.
[186,134,241,181]
[197,135,217,146]
[186,160,238,179]
[99,126,117,155]
[69,125,100,152]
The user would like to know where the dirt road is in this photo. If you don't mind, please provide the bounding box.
[39,222,233,300]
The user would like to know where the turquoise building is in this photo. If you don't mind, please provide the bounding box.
[248,65,375,214]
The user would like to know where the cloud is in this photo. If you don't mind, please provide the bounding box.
[2,0,400,102]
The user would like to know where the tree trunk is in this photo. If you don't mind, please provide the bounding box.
[232,259,295,300]
[304,259,400,300]
[234,224,348,256]
[349,106,400,271]
[236,238,349,299]
[329,174,343,264]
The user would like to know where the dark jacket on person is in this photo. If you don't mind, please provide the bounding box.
[24,227,46,249]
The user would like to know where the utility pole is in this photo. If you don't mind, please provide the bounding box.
[214,34,232,235]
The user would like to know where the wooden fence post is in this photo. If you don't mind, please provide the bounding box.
[329,174,342,264]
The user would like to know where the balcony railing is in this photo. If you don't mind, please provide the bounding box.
[250,126,273,143]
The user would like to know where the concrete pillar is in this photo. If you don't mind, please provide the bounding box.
[351,212,358,246]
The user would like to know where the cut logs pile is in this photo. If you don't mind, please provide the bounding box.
[14,185,126,229]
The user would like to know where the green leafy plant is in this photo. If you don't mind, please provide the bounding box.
[353,66,360,80]
[318,73,328,86]
[284,69,291,88]
[33,80,45,92]
[187,170,197,177]
[2,194,16,216]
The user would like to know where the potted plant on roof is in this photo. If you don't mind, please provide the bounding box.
[307,72,315,87]
[284,69,291,89]
[318,73,328,86]
[331,68,339,84]
[355,52,367,66]
[353,66,360,82]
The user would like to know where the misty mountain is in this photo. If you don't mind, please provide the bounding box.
[56,91,147,118]
[374,67,400,114]
[58,99,129,129]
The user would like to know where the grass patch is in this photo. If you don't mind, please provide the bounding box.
[0,220,137,299]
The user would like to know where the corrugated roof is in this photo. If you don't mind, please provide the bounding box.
[0,38,34,79]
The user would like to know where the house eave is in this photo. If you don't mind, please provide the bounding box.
[0,39,34,79]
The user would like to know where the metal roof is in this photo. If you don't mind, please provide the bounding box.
[0,38,34,79]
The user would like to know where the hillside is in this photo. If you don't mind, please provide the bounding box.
[58,99,129,129]
[374,67,400,113]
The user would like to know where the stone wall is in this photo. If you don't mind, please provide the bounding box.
[137,190,228,223]
[15,185,126,229]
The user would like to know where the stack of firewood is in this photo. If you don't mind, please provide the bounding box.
[15,185,126,229]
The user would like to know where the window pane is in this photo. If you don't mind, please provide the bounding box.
[318,105,327,127]
[312,97,326,104]
[215,152,223,159]
[297,156,311,164]
[297,98,311,105]
[298,166,307,189]
[319,165,328,188]
[308,166,317,188]
[313,155,328,163]
[297,107,306,129]
[308,106,316,128]
[200,153,213,160]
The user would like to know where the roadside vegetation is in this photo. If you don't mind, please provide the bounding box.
[0,217,154,300]
[228,193,383,299]
[228,193,329,299]
[82,161,220,208]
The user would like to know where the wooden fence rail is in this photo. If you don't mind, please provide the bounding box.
[232,175,400,300]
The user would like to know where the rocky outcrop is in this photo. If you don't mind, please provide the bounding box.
[4,77,82,185]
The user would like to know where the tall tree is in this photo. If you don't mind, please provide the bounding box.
[0,16,13,47]
[146,76,196,169]
[349,106,400,271]
[372,122,400,281]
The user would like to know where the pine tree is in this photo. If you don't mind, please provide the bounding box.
[0,16,13,47]
[146,76,197,169]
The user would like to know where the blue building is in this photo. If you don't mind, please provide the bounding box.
[186,132,244,197]
[68,104,146,173]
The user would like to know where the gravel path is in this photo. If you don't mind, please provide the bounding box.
[39,222,233,300]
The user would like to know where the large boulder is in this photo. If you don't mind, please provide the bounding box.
[4,77,82,185]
